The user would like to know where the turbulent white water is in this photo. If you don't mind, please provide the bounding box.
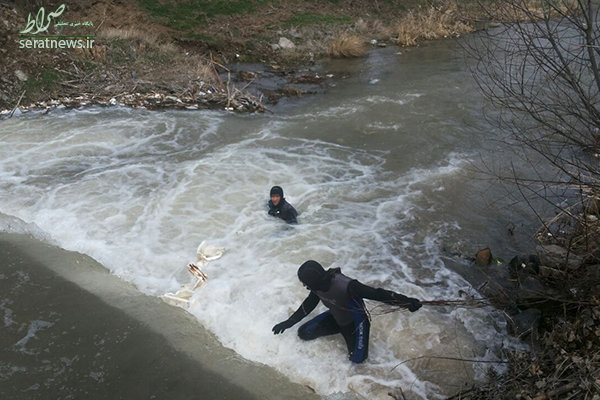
[0,46,527,399]
[0,110,512,399]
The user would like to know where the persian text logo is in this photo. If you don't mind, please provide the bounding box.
[18,4,95,50]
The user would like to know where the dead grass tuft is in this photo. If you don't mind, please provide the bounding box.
[328,34,366,58]
[489,0,581,22]
[394,3,474,47]
[355,17,368,33]
[98,28,177,54]
[370,19,393,39]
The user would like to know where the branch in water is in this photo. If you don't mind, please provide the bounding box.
[390,355,509,372]
[368,298,492,316]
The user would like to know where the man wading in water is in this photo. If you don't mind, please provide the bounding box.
[267,185,298,224]
[272,260,422,363]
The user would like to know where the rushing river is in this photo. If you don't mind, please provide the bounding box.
[0,42,537,399]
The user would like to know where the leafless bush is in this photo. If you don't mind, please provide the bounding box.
[394,2,474,46]
[467,0,600,255]
[462,2,600,397]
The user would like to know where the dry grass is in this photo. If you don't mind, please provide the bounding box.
[355,17,368,33]
[98,27,177,54]
[328,34,366,58]
[536,194,600,262]
[394,3,474,47]
[353,18,391,38]
[489,0,581,22]
[370,19,393,39]
[94,27,221,87]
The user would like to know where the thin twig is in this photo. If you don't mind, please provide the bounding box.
[391,355,509,372]
[9,90,25,118]
[532,381,579,400]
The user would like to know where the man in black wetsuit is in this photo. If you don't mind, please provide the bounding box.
[272,260,421,363]
[267,186,298,224]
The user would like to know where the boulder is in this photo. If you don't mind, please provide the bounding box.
[237,71,257,81]
[509,254,540,275]
[288,28,302,38]
[475,247,493,266]
[281,86,302,96]
[479,269,517,307]
[582,264,600,281]
[585,196,600,216]
[515,275,560,307]
[538,265,565,279]
[14,70,28,81]
[536,244,583,270]
[509,308,542,336]
[278,37,295,49]
[518,275,547,296]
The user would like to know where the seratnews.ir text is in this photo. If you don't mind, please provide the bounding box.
[19,37,95,49]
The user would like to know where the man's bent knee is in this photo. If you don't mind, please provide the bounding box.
[297,325,317,341]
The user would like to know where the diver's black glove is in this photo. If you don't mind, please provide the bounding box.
[406,298,422,312]
[389,293,422,312]
[272,319,293,334]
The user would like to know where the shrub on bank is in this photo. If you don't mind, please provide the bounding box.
[394,3,474,46]
[328,34,366,58]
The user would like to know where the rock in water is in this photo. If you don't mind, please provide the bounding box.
[538,265,565,279]
[536,244,583,270]
[508,254,540,275]
[585,196,600,215]
[475,247,493,266]
[509,308,542,336]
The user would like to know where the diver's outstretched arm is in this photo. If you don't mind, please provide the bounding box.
[272,291,320,334]
[348,280,422,312]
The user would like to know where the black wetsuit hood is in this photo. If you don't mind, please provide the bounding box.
[270,186,284,198]
[267,185,298,224]
[298,261,334,291]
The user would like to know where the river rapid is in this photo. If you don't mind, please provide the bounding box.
[0,41,538,399]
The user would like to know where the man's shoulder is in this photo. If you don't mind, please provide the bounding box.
[282,201,297,213]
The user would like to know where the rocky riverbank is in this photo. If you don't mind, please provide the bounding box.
[451,197,600,399]
[0,0,488,117]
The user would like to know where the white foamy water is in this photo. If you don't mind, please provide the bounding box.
[0,104,514,399]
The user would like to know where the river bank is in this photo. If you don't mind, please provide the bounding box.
[0,231,319,400]
[0,0,490,116]
[448,210,600,399]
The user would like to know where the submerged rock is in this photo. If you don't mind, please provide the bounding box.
[509,308,542,336]
[585,196,600,215]
[509,254,540,275]
[517,276,547,297]
[582,264,600,280]
[536,244,583,270]
[538,265,565,279]
[475,247,493,266]
[237,71,257,81]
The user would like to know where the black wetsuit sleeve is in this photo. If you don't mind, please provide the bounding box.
[281,203,298,224]
[267,200,277,216]
[286,291,320,326]
[347,280,413,306]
